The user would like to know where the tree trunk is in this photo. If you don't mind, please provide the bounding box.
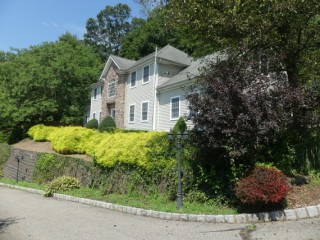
[285,60,300,88]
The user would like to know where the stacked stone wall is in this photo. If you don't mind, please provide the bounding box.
[101,62,127,128]
[3,147,38,182]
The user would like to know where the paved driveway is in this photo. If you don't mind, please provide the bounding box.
[0,187,319,240]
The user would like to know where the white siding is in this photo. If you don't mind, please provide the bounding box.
[157,87,193,131]
[124,62,155,130]
[89,84,103,123]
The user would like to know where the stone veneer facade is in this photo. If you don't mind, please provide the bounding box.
[101,62,127,128]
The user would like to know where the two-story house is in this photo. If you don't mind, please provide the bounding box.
[88,45,214,131]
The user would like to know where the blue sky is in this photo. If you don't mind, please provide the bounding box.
[0,0,143,52]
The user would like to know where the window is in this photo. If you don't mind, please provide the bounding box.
[171,96,180,120]
[100,86,103,98]
[110,108,116,119]
[130,71,136,87]
[129,105,135,122]
[143,65,150,84]
[93,88,97,99]
[108,79,115,97]
[141,102,148,121]
[93,112,96,119]
[99,111,102,123]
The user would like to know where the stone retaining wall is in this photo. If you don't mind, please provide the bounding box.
[3,147,38,182]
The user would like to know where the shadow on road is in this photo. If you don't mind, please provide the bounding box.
[0,217,19,233]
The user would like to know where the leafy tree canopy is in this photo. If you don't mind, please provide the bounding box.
[0,33,101,143]
[167,0,320,87]
[187,50,320,168]
[84,3,132,60]
[120,9,182,59]
[134,0,168,17]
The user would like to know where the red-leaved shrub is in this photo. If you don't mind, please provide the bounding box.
[235,166,289,205]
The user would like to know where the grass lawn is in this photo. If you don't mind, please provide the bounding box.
[0,178,236,215]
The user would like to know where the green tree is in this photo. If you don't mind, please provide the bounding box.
[120,9,182,59]
[134,0,168,16]
[167,0,320,86]
[84,3,132,60]
[0,33,101,143]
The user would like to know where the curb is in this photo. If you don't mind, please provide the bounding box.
[1,182,320,224]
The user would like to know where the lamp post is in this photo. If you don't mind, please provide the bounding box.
[168,128,189,209]
[15,156,22,182]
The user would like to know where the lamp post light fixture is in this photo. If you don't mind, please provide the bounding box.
[15,156,22,182]
[168,128,189,209]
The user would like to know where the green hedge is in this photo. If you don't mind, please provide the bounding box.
[28,124,175,169]
[0,143,11,177]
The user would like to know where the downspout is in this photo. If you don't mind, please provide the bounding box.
[152,47,158,130]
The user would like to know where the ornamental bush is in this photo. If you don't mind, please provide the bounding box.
[98,116,116,132]
[84,119,98,129]
[27,124,55,141]
[28,124,175,169]
[44,176,80,197]
[235,166,289,206]
[173,117,187,134]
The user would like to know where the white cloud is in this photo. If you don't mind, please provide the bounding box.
[42,22,59,28]
[42,22,50,27]
[51,22,58,28]
[42,21,86,38]
[63,23,86,37]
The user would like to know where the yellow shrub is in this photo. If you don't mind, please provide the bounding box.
[47,126,98,154]
[28,124,56,141]
[27,125,174,169]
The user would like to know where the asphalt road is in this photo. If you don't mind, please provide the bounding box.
[0,187,319,240]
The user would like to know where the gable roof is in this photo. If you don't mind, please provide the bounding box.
[158,52,223,90]
[110,55,136,70]
[99,55,136,80]
[126,45,192,71]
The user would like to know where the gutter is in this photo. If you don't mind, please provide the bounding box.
[152,47,158,131]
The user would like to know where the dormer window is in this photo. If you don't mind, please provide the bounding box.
[108,79,115,97]
[143,65,150,84]
[131,71,136,88]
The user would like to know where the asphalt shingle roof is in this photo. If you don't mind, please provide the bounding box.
[126,45,192,71]
[158,52,223,89]
[109,55,136,70]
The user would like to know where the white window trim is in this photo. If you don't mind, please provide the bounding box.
[128,104,135,123]
[92,112,96,120]
[142,65,150,84]
[170,96,180,120]
[130,71,137,88]
[107,79,116,98]
[141,101,149,122]
[100,86,103,98]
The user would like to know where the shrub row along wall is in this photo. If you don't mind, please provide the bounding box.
[27,125,181,198]
[33,153,94,186]
[28,124,175,169]
[0,143,11,177]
